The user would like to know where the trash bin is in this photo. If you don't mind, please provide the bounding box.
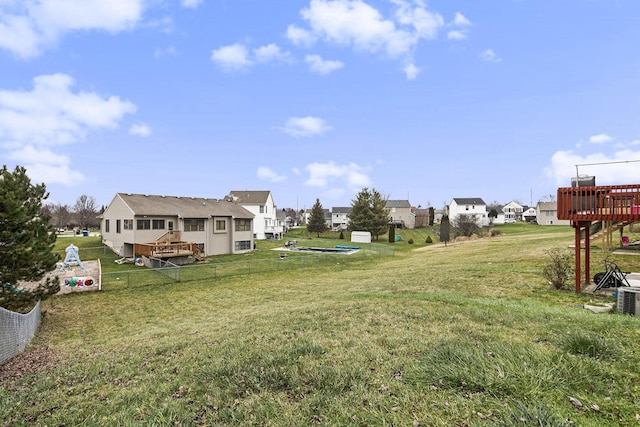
[82,230,89,237]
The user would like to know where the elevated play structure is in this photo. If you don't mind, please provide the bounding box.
[59,244,85,271]
[557,174,640,293]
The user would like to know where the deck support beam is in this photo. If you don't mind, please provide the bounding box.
[573,221,592,293]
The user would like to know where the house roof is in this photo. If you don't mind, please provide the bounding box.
[332,207,352,213]
[116,193,254,219]
[452,198,486,205]
[537,201,557,210]
[386,200,411,208]
[228,190,272,205]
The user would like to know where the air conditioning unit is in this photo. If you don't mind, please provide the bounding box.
[617,287,640,315]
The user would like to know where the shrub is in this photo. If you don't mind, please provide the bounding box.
[408,238,414,244]
[339,231,344,240]
[425,236,433,244]
[541,249,573,290]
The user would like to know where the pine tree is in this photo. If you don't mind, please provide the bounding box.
[307,198,327,237]
[349,187,390,241]
[1,165,60,312]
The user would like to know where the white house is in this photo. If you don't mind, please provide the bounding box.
[522,207,537,223]
[100,193,254,258]
[448,198,489,227]
[331,207,351,231]
[228,190,284,240]
[503,200,524,222]
[486,205,506,224]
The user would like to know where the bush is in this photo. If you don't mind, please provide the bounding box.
[541,249,573,290]
[408,238,414,244]
[339,231,344,240]
[425,236,433,244]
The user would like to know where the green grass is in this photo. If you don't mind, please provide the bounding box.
[3,226,640,425]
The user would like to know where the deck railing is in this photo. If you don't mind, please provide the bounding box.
[134,242,197,258]
[557,184,640,222]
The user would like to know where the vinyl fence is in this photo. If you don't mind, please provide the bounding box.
[0,300,41,365]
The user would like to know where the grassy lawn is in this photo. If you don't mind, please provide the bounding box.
[2,225,640,425]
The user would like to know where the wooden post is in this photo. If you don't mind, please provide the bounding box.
[574,222,581,293]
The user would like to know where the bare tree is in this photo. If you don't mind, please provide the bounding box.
[452,213,480,237]
[73,194,98,229]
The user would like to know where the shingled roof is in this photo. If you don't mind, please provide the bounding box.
[115,193,254,219]
[228,190,271,205]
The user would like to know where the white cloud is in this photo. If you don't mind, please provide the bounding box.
[305,54,344,74]
[253,43,291,63]
[545,143,640,186]
[257,166,287,183]
[211,43,252,72]
[181,0,203,8]
[154,46,177,58]
[0,73,136,185]
[304,161,371,190]
[279,116,332,137]
[211,42,291,72]
[447,30,467,40]
[129,122,151,137]
[589,133,613,144]
[289,0,448,77]
[403,62,420,80]
[480,48,501,63]
[0,0,144,58]
[286,24,316,46]
[452,12,471,27]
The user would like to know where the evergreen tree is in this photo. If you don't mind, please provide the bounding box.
[439,214,450,246]
[1,165,60,312]
[307,198,327,237]
[428,207,435,226]
[349,187,390,240]
[388,223,395,243]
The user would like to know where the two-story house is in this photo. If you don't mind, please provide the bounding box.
[228,190,284,240]
[386,200,415,229]
[331,207,351,231]
[448,198,489,227]
[100,193,254,258]
[503,200,524,222]
[536,201,570,226]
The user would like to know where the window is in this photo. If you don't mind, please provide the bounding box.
[168,221,174,231]
[235,218,251,231]
[259,205,264,213]
[184,219,205,231]
[235,240,251,250]
[137,219,151,230]
[105,219,110,233]
[124,219,133,230]
[215,219,226,232]
[152,219,165,230]
[195,243,205,251]
[116,219,121,233]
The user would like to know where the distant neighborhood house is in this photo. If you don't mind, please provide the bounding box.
[536,201,569,226]
[386,200,415,229]
[228,190,284,240]
[448,198,489,227]
[100,193,255,259]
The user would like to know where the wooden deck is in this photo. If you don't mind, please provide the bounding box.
[134,242,204,260]
[557,184,640,293]
[557,184,640,222]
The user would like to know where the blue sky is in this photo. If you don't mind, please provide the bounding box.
[1,0,639,211]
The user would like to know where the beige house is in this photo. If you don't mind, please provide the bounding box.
[536,201,570,226]
[386,200,415,229]
[100,193,254,258]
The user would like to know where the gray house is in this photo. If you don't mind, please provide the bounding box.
[101,193,255,258]
[386,200,415,229]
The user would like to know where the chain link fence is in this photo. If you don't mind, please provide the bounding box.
[0,300,41,365]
